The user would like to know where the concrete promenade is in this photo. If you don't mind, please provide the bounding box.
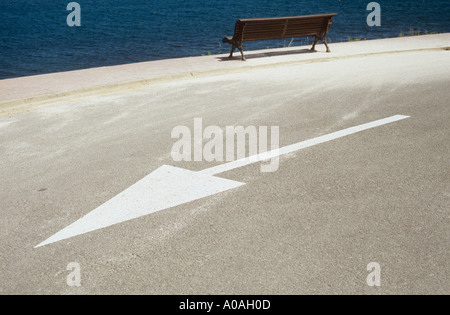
[1,33,449,109]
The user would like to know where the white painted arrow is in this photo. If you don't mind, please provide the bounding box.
[35,115,409,248]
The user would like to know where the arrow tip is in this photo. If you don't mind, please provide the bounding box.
[35,165,245,248]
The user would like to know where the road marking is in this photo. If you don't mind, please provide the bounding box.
[35,115,409,248]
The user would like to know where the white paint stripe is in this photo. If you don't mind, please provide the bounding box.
[200,115,410,176]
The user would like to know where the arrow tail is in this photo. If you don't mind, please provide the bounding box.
[200,115,410,176]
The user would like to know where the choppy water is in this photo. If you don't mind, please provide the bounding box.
[1,0,449,79]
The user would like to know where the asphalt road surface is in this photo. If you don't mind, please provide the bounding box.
[0,49,449,294]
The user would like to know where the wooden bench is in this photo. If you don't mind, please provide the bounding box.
[222,13,338,60]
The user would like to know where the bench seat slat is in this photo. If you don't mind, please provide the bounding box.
[238,13,337,23]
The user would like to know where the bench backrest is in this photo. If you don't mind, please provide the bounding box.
[233,13,338,42]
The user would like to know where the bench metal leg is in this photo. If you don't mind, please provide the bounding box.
[229,43,246,61]
[228,44,236,58]
[238,46,246,61]
[323,36,331,53]
[311,35,330,52]
[311,36,319,51]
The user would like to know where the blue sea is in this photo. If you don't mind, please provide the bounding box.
[1,0,449,79]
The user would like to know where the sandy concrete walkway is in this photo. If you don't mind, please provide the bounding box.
[0,35,449,295]
[1,34,449,109]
